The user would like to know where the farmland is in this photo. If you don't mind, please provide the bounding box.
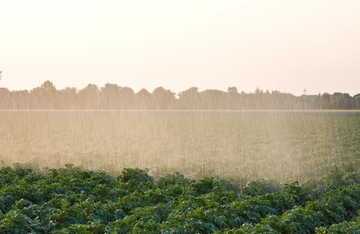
[1,110,360,183]
[2,110,360,233]
[2,165,360,233]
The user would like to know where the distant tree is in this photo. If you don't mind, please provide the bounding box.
[135,89,153,109]
[252,87,265,109]
[255,87,263,95]
[227,87,240,109]
[178,87,200,109]
[12,90,31,109]
[41,80,56,92]
[98,84,135,109]
[2,78,358,110]
[319,93,331,109]
[227,87,237,93]
[354,94,360,109]
[30,80,57,108]
[118,86,135,109]
[201,89,227,109]
[331,93,354,109]
[271,90,281,95]
[58,87,78,109]
[100,83,120,109]
[78,84,100,109]
[0,88,11,109]
[152,87,176,109]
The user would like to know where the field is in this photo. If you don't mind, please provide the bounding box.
[2,166,360,233]
[1,110,360,183]
[2,110,360,233]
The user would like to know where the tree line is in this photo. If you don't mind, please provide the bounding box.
[0,80,359,110]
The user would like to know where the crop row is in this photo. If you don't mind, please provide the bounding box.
[1,165,360,233]
[316,214,360,233]
[221,184,360,233]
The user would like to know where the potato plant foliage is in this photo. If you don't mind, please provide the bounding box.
[2,165,360,233]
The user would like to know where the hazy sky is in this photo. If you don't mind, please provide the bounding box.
[1,0,359,96]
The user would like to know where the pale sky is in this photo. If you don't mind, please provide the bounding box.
[1,0,359,96]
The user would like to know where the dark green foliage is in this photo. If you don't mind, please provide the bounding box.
[315,211,360,233]
[240,179,282,196]
[156,172,188,188]
[118,168,153,183]
[1,165,360,233]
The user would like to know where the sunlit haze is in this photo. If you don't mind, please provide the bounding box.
[1,0,359,95]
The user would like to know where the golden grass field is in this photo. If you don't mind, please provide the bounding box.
[1,110,360,182]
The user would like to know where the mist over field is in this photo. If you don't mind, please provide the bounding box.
[1,81,360,182]
[1,110,360,183]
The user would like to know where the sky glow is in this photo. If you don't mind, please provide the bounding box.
[1,0,359,96]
